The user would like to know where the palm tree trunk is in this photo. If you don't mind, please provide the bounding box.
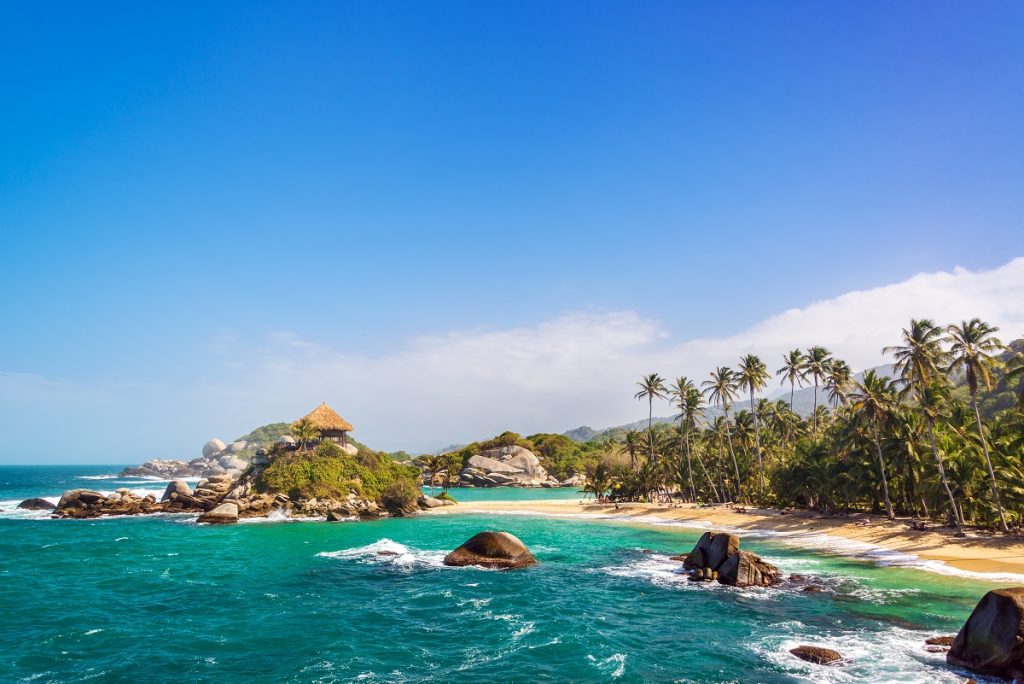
[926,419,964,536]
[682,422,696,502]
[790,381,795,411]
[971,393,1009,532]
[751,389,765,497]
[723,408,742,502]
[648,397,655,464]
[872,422,895,519]
[812,380,819,435]
[695,448,719,503]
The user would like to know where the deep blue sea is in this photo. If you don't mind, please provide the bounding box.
[0,465,1009,683]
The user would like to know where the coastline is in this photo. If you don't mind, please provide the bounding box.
[430,498,1024,580]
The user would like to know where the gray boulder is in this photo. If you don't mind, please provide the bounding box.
[948,587,1024,679]
[196,502,238,524]
[161,480,193,502]
[228,440,247,453]
[718,550,780,587]
[202,439,227,458]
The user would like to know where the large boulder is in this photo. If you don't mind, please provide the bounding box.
[948,587,1024,679]
[17,498,55,510]
[684,532,739,571]
[460,445,552,487]
[443,531,537,569]
[718,550,780,587]
[196,502,238,524]
[790,645,843,665]
[161,480,193,502]
[227,440,247,453]
[57,489,105,509]
[202,438,227,458]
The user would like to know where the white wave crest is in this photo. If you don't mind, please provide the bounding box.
[317,538,448,569]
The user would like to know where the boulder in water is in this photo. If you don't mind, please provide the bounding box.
[443,531,536,569]
[790,645,843,665]
[948,587,1024,679]
[717,550,780,587]
[161,480,193,502]
[17,498,55,510]
[196,502,238,524]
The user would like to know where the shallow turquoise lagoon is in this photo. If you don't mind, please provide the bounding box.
[0,466,1005,683]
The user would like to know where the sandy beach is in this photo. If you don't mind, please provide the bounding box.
[431,498,1024,579]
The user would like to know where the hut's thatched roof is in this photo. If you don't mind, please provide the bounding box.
[296,403,354,432]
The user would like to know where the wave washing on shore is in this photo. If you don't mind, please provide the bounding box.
[0,466,1006,682]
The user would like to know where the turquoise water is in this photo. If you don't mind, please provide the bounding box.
[0,466,1007,683]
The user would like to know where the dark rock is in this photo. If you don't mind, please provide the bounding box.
[443,531,536,569]
[790,645,843,665]
[326,510,346,522]
[926,635,955,646]
[948,587,1024,679]
[801,585,825,593]
[17,498,55,511]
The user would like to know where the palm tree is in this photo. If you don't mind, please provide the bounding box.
[291,418,321,453]
[624,430,643,471]
[802,346,832,435]
[702,366,742,501]
[583,461,615,503]
[777,349,806,411]
[635,373,667,463]
[669,376,699,501]
[848,370,897,519]
[824,359,853,407]
[884,318,963,536]
[947,318,1008,532]
[737,354,770,496]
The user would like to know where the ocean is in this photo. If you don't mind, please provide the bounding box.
[0,465,1005,683]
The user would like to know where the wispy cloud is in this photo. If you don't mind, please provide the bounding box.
[3,258,1023,460]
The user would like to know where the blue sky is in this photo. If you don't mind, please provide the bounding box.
[1,2,1023,463]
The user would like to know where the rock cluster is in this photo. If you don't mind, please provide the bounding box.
[17,498,56,510]
[443,531,537,569]
[948,587,1024,680]
[54,488,162,518]
[681,531,780,587]
[121,437,267,480]
[458,446,560,487]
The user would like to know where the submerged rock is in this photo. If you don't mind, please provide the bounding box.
[948,587,1024,680]
[443,531,536,569]
[17,498,55,510]
[790,645,843,665]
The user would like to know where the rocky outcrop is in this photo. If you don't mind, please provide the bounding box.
[458,446,560,488]
[790,645,843,665]
[418,495,454,509]
[443,531,537,569]
[679,531,780,587]
[17,498,55,510]
[196,502,238,524]
[948,587,1024,680]
[54,488,161,518]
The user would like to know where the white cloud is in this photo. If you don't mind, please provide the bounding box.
[201,257,1024,452]
[4,257,1023,460]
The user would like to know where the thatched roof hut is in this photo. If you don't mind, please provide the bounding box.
[295,402,354,446]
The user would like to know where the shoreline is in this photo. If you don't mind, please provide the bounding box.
[429,499,1024,581]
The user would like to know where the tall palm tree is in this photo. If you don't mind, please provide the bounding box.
[623,430,643,471]
[848,370,897,519]
[802,346,832,435]
[777,349,806,411]
[884,318,964,536]
[703,366,742,501]
[669,376,699,501]
[824,359,853,408]
[737,354,770,496]
[947,318,1008,532]
[635,373,668,463]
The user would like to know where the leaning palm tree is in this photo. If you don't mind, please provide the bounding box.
[736,354,770,496]
[635,373,668,463]
[776,349,806,411]
[802,346,832,435]
[884,318,963,536]
[702,366,743,501]
[669,376,699,501]
[947,318,1008,532]
[824,358,853,408]
[291,418,321,453]
[623,430,643,472]
[848,369,898,519]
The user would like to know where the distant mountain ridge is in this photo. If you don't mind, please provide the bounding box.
[562,363,895,443]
